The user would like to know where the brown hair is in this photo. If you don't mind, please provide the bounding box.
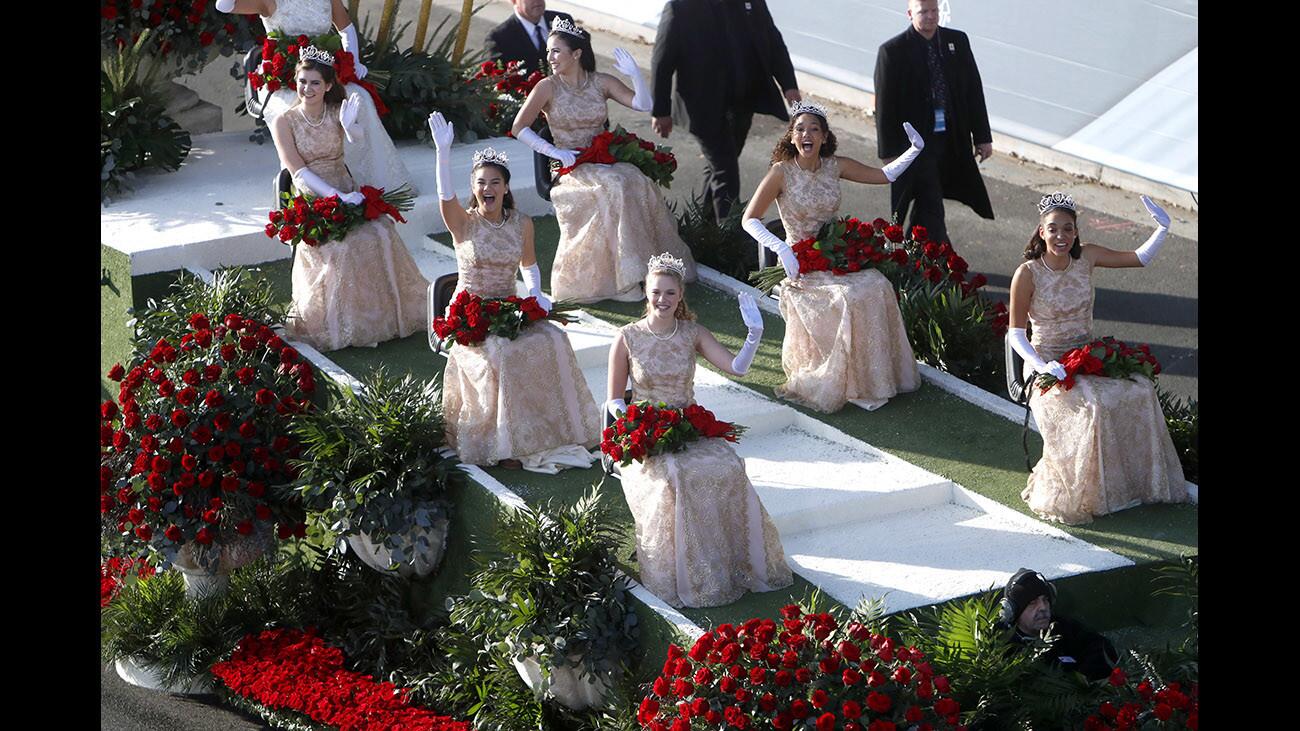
[643,267,697,321]
[294,57,345,106]
[771,112,838,163]
[471,161,515,211]
[1024,207,1082,260]
[548,28,597,72]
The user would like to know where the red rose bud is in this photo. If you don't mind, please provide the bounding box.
[238,421,257,439]
[165,525,182,542]
[170,410,190,428]
[135,524,153,541]
[1109,668,1126,687]
[108,363,126,381]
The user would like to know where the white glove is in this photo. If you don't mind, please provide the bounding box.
[215,0,236,11]
[606,398,627,418]
[517,127,578,168]
[428,112,456,201]
[339,24,367,80]
[1135,195,1170,267]
[1008,328,1066,381]
[730,293,763,375]
[881,122,924,182]
[742,217,800,280]
[519,263,552,312]
[338,93,363,144]
[613,48,652,112]
[293,167,364,204]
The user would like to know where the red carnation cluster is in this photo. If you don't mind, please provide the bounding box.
[637,605,964,731]
[100,311,313,558]
[1035,337,1161,393]
[601,401,745,466]
[100,556,156,608]
[266,185,413,247]
[211,628,469,731]
[431,290,574,349]
[556,125,678,188]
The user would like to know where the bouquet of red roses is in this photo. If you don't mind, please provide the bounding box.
[248,32,389,114]
[265,185,414,247]
[470,59,545,134]
[100,556,156,609]
[601,401,745,466]
[636,603,966,731]
[1035,337,1161,393]
[751,216,907,293]
[556,125,677,188]
[431,291,578,349]
[1083,669,1198,731]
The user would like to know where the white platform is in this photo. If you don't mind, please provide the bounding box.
[100,132,552,276]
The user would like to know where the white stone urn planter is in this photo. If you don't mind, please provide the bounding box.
[170,526,274,598]
[344,514,450,579]
[114,655,212,695]
[509,642,612,711]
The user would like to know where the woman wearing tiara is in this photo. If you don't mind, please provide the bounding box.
[217,0,417,194]
[606,253,792,608]
[510,19,697,303]
[269,51,428,352]
[428,112,600,471]
[1008,191,1188,524]
[741,102,924,413]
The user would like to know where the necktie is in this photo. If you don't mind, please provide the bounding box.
[533,23,546,52]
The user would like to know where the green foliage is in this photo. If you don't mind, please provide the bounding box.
[289,367,464,569]
[101,30,192,199]
[129,267,286,358]
[1157,388,1199,483]
[671,191,757,281]
[895,279,1004,394]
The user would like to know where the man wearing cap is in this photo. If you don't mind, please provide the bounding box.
[1000,568,1118,682]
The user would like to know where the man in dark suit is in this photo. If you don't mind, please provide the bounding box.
[485,1,574,199]
[651,0,801,222]
[874,0,994,245]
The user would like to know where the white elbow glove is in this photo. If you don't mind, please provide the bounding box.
[215,0,236,12]
[743,217,800,280]
[731,293,763,375]
[606,398,627,419]
[517,127,578,168]
[881,122,925,182]
[519,263,552,312]
[294,168,364,205]
[428,112,456,202]
[612,48,653,112]
[1135,195,1170,267]
[1008,328,1066,381]
[338,93,363,144]
[339,24,367,79]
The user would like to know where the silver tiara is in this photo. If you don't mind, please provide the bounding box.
[472,147,509,167]
[551,17,587,39]
[790,100,828,120]
[299,45,334,66]
[647,252,686,278]
[1037,191,1076,216]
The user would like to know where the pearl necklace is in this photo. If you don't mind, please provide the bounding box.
[479,208,508,229]
[648,318,678,341]
[298,105,327,128]
[1038,254,1072,274]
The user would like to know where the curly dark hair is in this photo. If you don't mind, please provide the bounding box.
[1024,207,1082,260]
[771,111,838,163]
[294,57,345,106]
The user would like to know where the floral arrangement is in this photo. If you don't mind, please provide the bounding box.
[556,126,678,188]
[470,59,544,135]
[100,0,266,74]
[1083,669,1198,731]
[265,185,414,247]
[751,216,907,293]
[636,604,965,731]
[1034,337,1161,393]
[100,555,156,608]
[100,311,312,569]
[249,32,390,115]
[601,401,745,466]
[431,291,577,349]
[211,627,470,731]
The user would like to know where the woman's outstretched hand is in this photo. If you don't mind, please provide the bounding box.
[1140,195,1170,229]
[738,293,763,333]
[427,111,455,151]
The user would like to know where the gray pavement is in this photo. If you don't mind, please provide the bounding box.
[101,664,269,730]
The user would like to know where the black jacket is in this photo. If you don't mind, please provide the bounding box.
[1012,616,1118,682]
[874,25,994,219]
[651,0,797,137]
[485,10,574,75]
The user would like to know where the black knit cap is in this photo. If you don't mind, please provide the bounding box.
[1004,568,1053,620]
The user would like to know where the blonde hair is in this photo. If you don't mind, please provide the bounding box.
[643,268,697,321]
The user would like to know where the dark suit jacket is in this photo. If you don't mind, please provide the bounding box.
[874,25,994,219]
[651,0,797,137]
[485,10,574,75]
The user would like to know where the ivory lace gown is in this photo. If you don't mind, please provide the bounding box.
[441,209,600,467]
[773,158,919,412]
[544,74,696,302]
[260,0,416,194]
[283,107,428,351]
[1020,256,1187,524]
[617,319,792,608]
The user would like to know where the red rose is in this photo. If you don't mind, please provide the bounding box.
[790,700,811,720]
[165,525,182,542]
[1108,668,1126,687]
[812,689,830,709]
[171,409,190,428]
[255,388,275,405]
[255,504,272,520]
[108,363,126,381]
[934,675,951,693]
[934,698,960,716]
[221,475,240,492]
[842,700,862,720]
[816,712,836,731]
[236,521,254,536]
[866,691,892,714]
[203,509,220,524]
[196,527,214,545]
[135,524,153,541]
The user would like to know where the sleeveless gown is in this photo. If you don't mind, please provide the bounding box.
[773,158,919,412]
[260,0,416,194]
[441,209,600,468]
[544,74,697,303]
[282,107,428,351]
[1021,256,1187,524]
[617,319,793,608]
